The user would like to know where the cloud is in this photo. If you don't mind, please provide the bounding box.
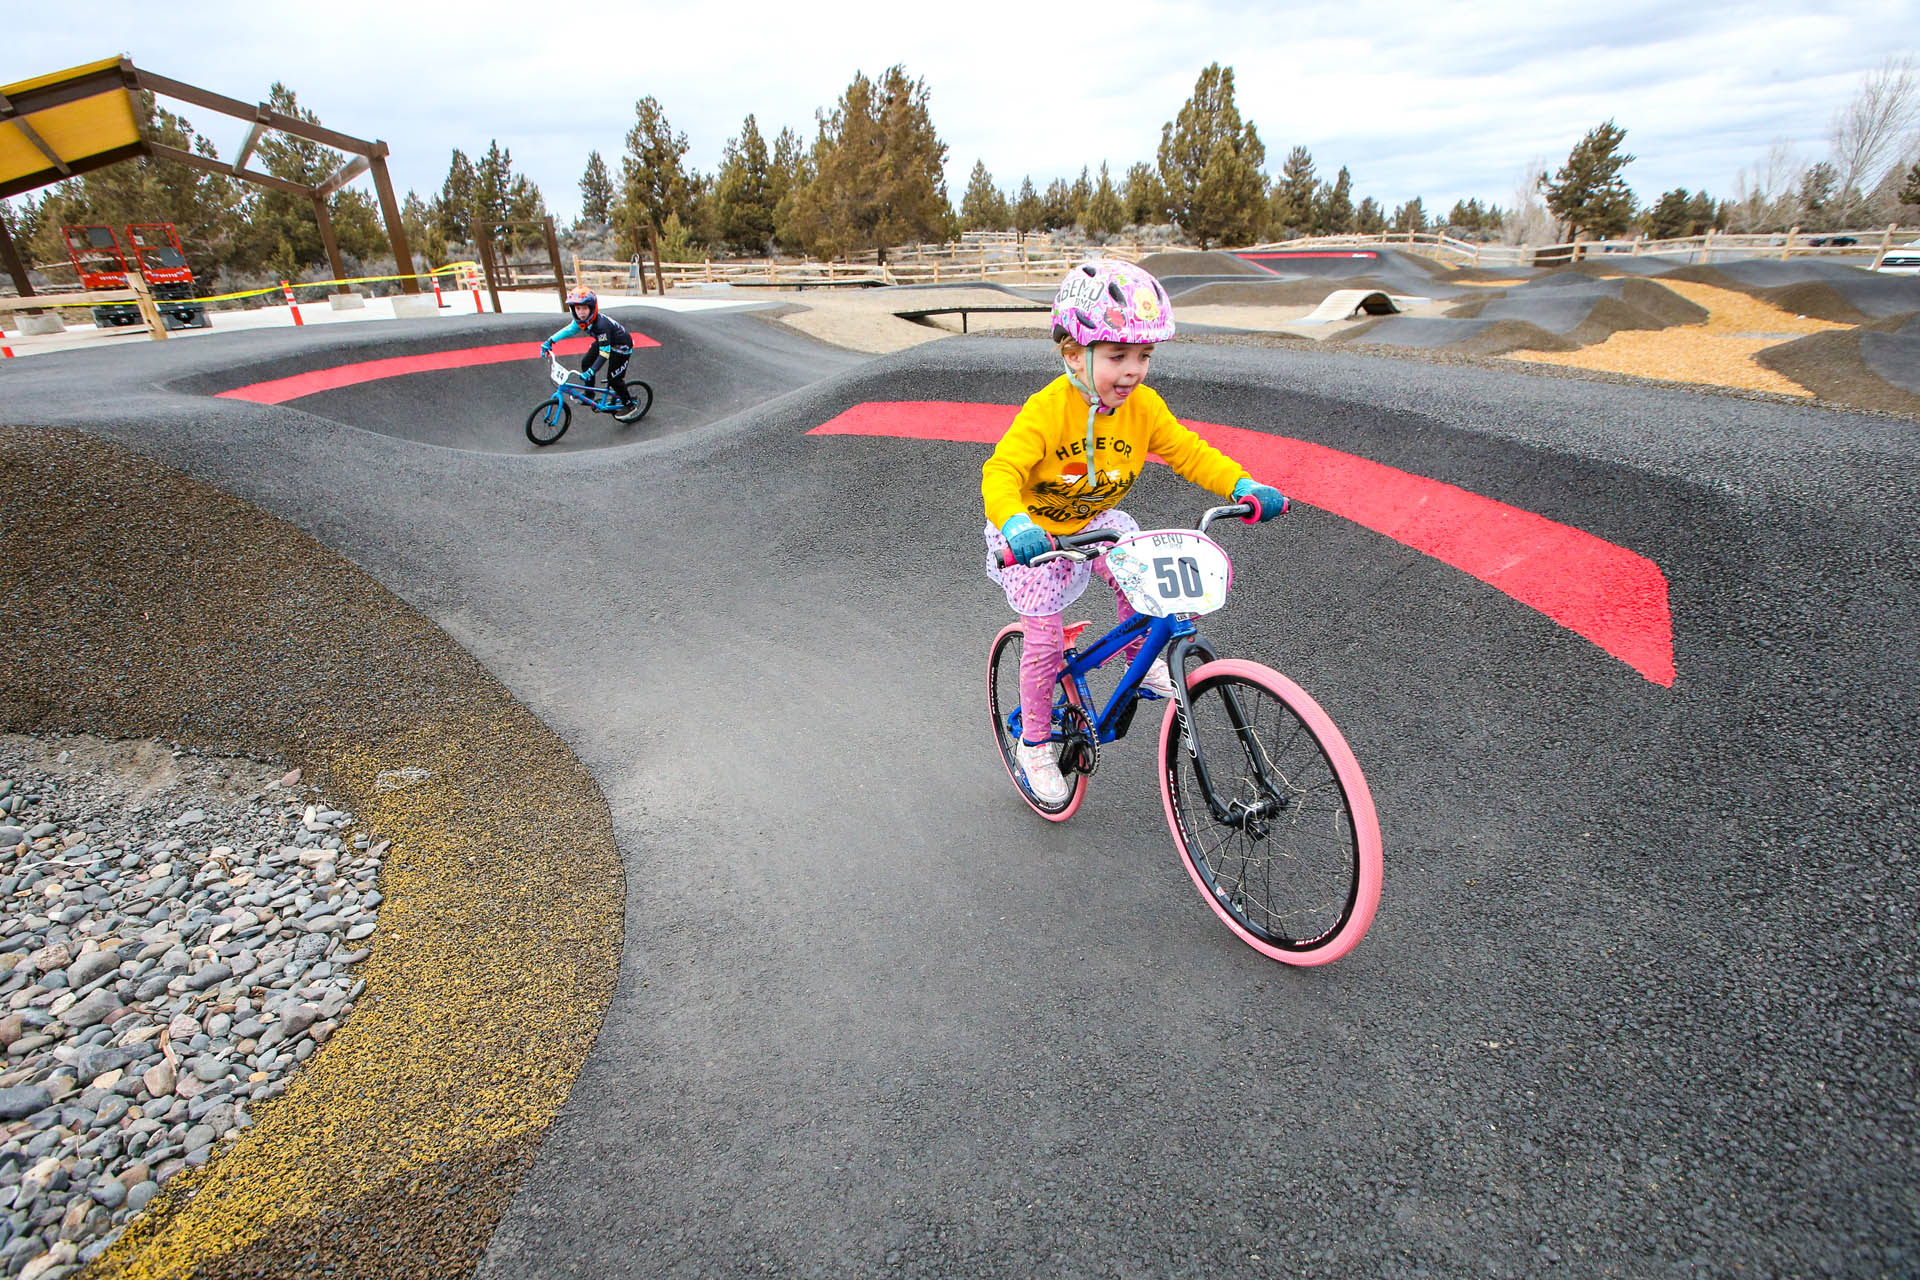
[6,0,1910,224]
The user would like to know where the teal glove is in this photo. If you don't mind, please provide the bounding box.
[1000,514,1055,566]
[539,340,553,357]
[1233,477,1289,522]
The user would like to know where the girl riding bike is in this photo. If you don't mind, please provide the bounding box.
[541,287,645,423]
[982,260,1287,804]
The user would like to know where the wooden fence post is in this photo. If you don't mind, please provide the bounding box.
[127,273,167,340]
[1781,225,1799,260]
[1871,223,1898,271]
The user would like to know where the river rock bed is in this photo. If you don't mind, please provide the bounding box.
[0,733,382,1279]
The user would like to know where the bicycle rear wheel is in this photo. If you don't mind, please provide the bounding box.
[987,622,1087,821]
[526,398,571,446]
[615,380,653,424]
[1159,659,1381,964]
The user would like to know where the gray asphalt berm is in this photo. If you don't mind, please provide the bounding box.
[0,306,1912,1277]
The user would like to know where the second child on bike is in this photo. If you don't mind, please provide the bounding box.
[541,287,646,423]
[981,259,1288,804]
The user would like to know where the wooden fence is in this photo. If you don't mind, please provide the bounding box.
[570,236,1149,293]
[1240,225,1911,270]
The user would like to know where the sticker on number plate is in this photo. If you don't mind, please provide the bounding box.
[1104,530,1233,618]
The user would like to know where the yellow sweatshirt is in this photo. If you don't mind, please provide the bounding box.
[982,375,1248,535]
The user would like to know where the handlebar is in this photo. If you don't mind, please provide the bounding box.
[1000,502,1258,567]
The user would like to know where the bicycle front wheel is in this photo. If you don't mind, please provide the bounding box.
[1159,659,1381,965]
[526,398,571,446]
[987,622,1087,822]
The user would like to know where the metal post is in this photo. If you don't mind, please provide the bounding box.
[311,193,346,286]
[544,216,567,309]
[368,150,419,292]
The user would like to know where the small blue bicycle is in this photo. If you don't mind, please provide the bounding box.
[526,354,653,446]
[987,501,1383,965]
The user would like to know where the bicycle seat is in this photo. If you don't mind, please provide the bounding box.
[1062,620,1093,646]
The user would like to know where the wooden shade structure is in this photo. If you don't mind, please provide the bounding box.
[0,56,417,298]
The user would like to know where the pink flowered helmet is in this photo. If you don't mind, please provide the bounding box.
[1051,259,1176,346]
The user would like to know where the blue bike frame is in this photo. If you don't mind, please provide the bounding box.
[1009,611,1219,747]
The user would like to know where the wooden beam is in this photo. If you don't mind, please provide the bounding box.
[312,193,345,284]
[144,141,315,197]
[368,152,417,292]
[316,153,372,197]
[233,115,269,174]
[129,67,378,155]
[4,114,69,175]
[0,214,36,299]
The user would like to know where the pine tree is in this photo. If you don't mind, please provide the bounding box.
[1355,197,1386,235]
[1082,163,1125,238]
[1041,177,1075,230]
[1542,120,1637,239]
[579,151,614,224]
[715,115,776,255]
[1013,177,1043,239]
[436,149,476,243]
[1644,188,1692,239]
[1122,162,1166,226]
[770,126,810,254]
[1796,162,1839,229]
[473,140,515,242]
[1902,160,1920,205]
[1070,167,1092,223]
[960,160,1010,231]
[1270,145,1316,235]
[617,96,693,253]
[1314,166,1354,234]
[28,92,245,282]
[1158,64,1267,248]
[1391,198,1427,233]
[782,66,949,261]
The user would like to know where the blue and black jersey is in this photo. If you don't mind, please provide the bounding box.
[546,312,631,356]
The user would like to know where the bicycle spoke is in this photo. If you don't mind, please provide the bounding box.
[1166,671,1366,952]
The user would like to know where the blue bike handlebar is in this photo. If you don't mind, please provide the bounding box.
[1001,502,1257,568]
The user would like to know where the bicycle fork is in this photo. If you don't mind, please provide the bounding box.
[1166,635,1289,835]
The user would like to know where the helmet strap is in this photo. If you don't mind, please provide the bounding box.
[1062,351,1105,481]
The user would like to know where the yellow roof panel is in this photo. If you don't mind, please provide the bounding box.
[1,56,126,100]
[0,65,141,190]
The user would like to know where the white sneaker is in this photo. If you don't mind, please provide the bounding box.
[1140,657,1179,699]
[1014,739,1070,804]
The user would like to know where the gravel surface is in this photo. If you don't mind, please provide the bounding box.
[0,428,622,1280]
[0,737,377,1279]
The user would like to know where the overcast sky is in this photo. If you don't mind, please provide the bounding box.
[8,1,1916,223]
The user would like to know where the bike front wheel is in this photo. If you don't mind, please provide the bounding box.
[526,398,571,446]
[987,622,1087,822]
[1159,659,1381,965]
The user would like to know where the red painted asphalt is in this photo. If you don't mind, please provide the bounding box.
[811,400,1676,686]
[215,334,660,405]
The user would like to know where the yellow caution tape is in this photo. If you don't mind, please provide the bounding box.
[25,263,482,308]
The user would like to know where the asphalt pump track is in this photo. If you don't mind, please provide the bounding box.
[0,300,1914,1277]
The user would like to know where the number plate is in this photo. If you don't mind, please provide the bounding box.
[549,361,571,385]
[1104,530,1233,618]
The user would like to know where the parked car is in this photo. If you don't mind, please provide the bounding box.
[1875,241,1920,275]
[1808,235,1859,247]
